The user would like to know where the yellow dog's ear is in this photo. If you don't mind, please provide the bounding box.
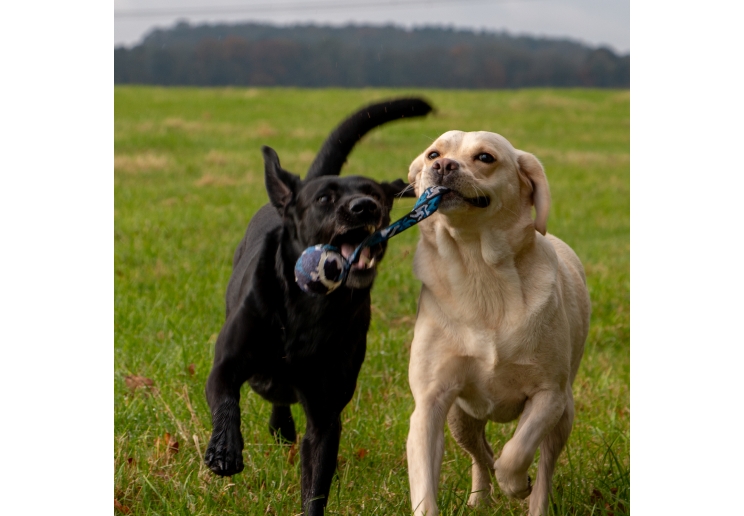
[516,151,550,235]
[408,153,426,190]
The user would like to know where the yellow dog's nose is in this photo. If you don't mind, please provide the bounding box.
[431,158,460,176]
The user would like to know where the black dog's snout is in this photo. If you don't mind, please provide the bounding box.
[432,158,459,177]
[348,197,380,217]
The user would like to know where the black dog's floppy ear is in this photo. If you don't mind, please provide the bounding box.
[380,179,417,204]
[263,146,300,213]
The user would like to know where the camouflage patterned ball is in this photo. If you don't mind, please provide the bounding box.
[294,245,348,295]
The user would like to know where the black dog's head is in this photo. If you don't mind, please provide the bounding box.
[263,146,413,290]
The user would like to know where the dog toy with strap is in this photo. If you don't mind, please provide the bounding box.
[295,186,450,295]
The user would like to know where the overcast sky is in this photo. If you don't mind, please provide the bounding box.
[114,0,630,54]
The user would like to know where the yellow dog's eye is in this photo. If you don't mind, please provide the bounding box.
[427,151,440,160]
[476,153,495,163]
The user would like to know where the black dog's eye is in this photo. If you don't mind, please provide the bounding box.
[317,194,332,205]
[476,153,495,163]
[427,151,440,160]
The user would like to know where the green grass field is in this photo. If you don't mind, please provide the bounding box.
[114,87,629,515]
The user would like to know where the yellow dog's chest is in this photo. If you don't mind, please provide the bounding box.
[448,327,553,423]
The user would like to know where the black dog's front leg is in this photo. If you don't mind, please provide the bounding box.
[204,306,257,477]
[205,366,245,476]
[300,409,342,516]
[204,394,244,476]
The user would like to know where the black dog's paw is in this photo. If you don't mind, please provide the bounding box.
[205,398,244,476]
[205,427,244,476]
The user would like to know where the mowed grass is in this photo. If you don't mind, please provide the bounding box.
[114,87,629,515]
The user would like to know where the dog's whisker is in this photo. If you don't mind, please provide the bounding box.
[501,206,520,217]
[396,182,417,199]
[470,176,490,183]
[470,183,489,201]
[472,183,486,196]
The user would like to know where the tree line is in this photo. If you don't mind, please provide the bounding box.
[114,22,629,88]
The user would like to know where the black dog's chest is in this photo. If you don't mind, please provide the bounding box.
[274,297,369,363]
[245,297,369,403]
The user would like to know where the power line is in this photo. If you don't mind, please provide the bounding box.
[114,0,532,19]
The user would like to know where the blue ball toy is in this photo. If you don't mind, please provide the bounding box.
[294,244,347,295]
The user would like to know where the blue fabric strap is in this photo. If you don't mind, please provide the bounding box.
[347,186,450,266]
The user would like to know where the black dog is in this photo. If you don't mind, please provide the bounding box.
[204,98,432,515]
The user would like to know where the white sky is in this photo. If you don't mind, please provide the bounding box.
[114,0,630,53]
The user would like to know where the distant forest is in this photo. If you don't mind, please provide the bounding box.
[114,22,630,88]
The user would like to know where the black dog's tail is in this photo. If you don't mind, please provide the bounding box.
[305,97,433,181]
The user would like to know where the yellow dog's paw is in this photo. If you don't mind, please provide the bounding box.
[495,460,532,499]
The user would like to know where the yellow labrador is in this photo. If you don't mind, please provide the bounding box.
[405,131,591,516]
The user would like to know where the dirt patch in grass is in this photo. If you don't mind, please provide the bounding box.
[254,122,276,138]
[194,174,242,187]
[204,149,229,166]
[163,117,204,132]
[115,152,172,174]
[533,148,630,168]
[275,150,318,173]
[194,171,261,187]
[507,92,596,112]
[195,150,263,187]
[289,127,326,140]
[611,90,630,103]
